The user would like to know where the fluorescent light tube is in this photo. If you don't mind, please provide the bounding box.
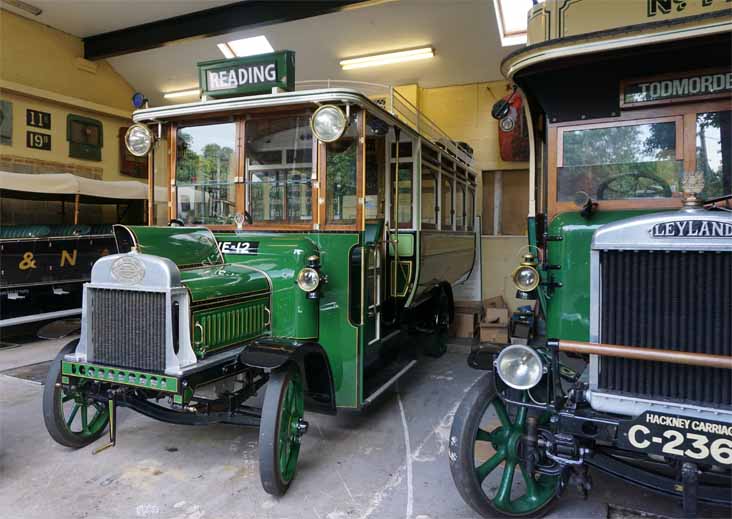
[163,89,200,99]
[340,47,434,70]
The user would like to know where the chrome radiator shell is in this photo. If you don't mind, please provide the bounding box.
[67,252,197,375]
[587,208,732,422]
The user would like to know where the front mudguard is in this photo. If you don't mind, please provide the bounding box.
[240,337,336,415]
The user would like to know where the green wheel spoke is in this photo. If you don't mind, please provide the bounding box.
[519,464,539,500]
[475,428,494,442]
[475,448,506,483]
[493,461,516,509]
[492,399,511,428]
[66,403,80,427]
[515,405,528,428]
[80,404,88,433]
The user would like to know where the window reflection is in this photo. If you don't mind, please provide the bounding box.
[558,122,682,201]
[326,113,359,225]
[246,115,313,223]
[442,177,453,228]
[456,183,465,230]
[421,168,437,228]
[175,123,237,225]
[697,111,731,199]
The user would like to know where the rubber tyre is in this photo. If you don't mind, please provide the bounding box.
[424,290,450,358]
[259,364,304,496]
[448,373,558,518]
[43,339,109,448]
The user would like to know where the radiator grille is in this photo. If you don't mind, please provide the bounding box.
[599,250,732,408]
[90,288,167,372]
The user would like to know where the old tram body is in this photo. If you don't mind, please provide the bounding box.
[449,2,731,517]
[43,54,479,495]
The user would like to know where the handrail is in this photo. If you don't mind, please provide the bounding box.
[295,80,475,167]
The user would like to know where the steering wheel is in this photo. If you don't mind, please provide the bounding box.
[597,172,673,200]
[169,218,185,227]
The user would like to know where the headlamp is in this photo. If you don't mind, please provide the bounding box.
[125,124,153,157]
[495,344,544,390]
[311,105,347,142]
[511,253,540,292]
[297,267,320,293]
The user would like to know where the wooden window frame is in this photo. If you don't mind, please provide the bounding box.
[319,109,364,231]
[169,116,241,231]
[244,113,316,231]
[547,98,731,218]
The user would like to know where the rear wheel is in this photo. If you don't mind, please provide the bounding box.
[259,364,306,496]
[43,340,109,448]
[424,289,451,358]
[449,374,559,518]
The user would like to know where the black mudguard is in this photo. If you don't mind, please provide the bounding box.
[240,338,337,415]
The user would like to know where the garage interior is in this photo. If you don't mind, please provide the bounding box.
[1,1,730,518]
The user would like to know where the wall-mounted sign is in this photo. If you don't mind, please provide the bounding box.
[27,131,51,151]
[0,100,12,145]
[622,70,732,107]
[67,114,103,161]
[27,109,51,130]
[198,51,295,99]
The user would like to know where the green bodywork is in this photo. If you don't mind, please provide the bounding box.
[63,361,179,393]
[215,231,361,408]
[126,226,222,268]
[535,210,656,341]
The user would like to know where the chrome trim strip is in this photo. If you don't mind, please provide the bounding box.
[0,308,81,328]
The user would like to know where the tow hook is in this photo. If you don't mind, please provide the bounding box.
[93,390,121,455]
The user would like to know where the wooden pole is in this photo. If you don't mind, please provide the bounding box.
[73,193,80,224]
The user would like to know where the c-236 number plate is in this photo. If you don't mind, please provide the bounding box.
[618,411,732,466]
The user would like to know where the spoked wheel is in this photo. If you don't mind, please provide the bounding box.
[43,340,109,448]
[449,374,560,518]
[259,364,307,496]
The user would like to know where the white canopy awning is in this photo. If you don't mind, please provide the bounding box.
[0,171,166,201]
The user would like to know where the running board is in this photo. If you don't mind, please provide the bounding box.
[362,360,417,407]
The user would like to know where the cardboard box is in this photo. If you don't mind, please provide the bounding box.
[480,323,509,344]
[454,300,485,320]
[451,311,479,338]
[484,307,509,326]
[484,295,507,309]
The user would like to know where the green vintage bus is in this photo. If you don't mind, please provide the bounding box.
[449,1,731,517]
[42,54,479,496]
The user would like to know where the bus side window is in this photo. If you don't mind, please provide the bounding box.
[365,114,387,220]
[441,176,453,230]
[456,182,466,230]
[390,131,414,229]
[421,167,438,228]
[467,187,475,231]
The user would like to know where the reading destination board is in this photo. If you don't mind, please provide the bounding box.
[198,51,295,99]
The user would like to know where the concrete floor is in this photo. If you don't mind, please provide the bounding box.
[0,337,726,519]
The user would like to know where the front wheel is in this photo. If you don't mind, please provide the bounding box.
[449,374,559,518]
[259,364,306,496]
[43,340,109,448]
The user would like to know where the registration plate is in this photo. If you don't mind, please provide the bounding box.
[618,411,732,466]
